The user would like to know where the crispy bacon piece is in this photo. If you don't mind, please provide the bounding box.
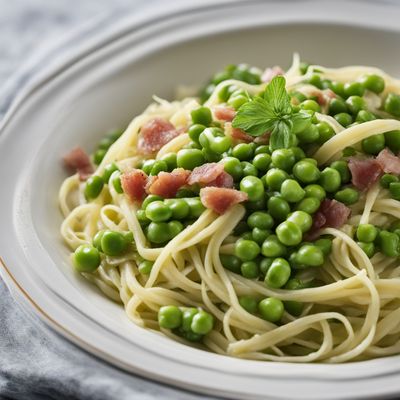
[348,158,382,191]
[63,146,93,181]
[213,106,236,122]
[188,163,234,188]
[307,199,351,240]
[376,148,400,175]
[137,118,180,155]
[121,169,148,202]
[146,168,190,198]
[200,187,248,214]
[225,123,269,144]
[261,66,284,83]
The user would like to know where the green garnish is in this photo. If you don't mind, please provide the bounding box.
[232,76,309,150]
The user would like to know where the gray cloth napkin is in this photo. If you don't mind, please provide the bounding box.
[0,2,215,399]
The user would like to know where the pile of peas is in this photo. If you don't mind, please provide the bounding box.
[158,306,214,342]
[72,229,133,272]
[200,63,261,103]
[137,195,205,245]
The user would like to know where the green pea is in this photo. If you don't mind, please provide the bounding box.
[136,209,150,225]
[232,143,255,161]
[276,221,303,246]
[223,157,243,181]
[296,197,320,214]
[287,211,312,233]
[168,220,184,237]
[295,244,324,267]
[344,82,365,97]
[254,145,270,155]
[304,184,326,201]
[252,228,270,244]
[235,239,260,261]
[73,244,101,272]
[267,196,290,221]
[314,237,333,256]
[317,121,335,144]
[142,194,163,210]
[259,257,274,275]
[293,160,320,184]
[290,147,306,161]
[357,241,375,257]
[284,300,304,317]
[158,306,182,329]
[264,258,291,288]
[389,182,400,200]
[384,130,400,153]
[330,81,346,97]
[356,224,378,243]
[299,62,309,75]
[102,163,119,182]
[228,94,248,109]
[329,98,348,115]
[291,91,307,104]
[199,128,232,154]
[245,197,266,211]
[181,307,199,332]
[166,199,190,219]
[378,230,399,257]
[109,170,123,193]
[141,159,156,175]
[258,297,284,322]
[380,173,399,189]
[308,73,323,89]
[300,99,320,112]
[356,110,376,123]
[252,153,271,172]
[138,260,154,275]
[93,230,106,251]
[384,93,400,117]
[334,112,353,127]
[280,179,305,203]
[271,149,296,171]
[241,232,253,241]
[361,134,385,155]
[188,124,206,143]
[191,310,214,335]
[330,160,351,184]
[160,153,178,171]
[240,176,264,201]
[346,96,365,115]
[147,222,170,244]
[241,161,258,177]
[185,198,206,218]
[191,106,212,126]
[181,330,203,342]
[176,149,205,170]
[241,261,260,279]
[319,167,341,192]
[360,74,385,94]
[93,149,106,165]
[264,168,289,191]
[239,296,258,314]
[296,124,319,144]
[101,231,128,256]
[261,235,287,258]
[334,188,359,205]
[202,147,222,162]
[220,253,241,274]
[145,201,172,222]
[247,211,274,230]
[84,176,104,200]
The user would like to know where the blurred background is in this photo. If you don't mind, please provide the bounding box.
[0,0,143,87]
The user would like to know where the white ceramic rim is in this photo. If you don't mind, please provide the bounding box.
[2,1,400,399]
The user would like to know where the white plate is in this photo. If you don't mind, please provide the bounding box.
[2,1,400,399]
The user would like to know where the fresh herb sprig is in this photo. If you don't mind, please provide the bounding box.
[232,76,309,150]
